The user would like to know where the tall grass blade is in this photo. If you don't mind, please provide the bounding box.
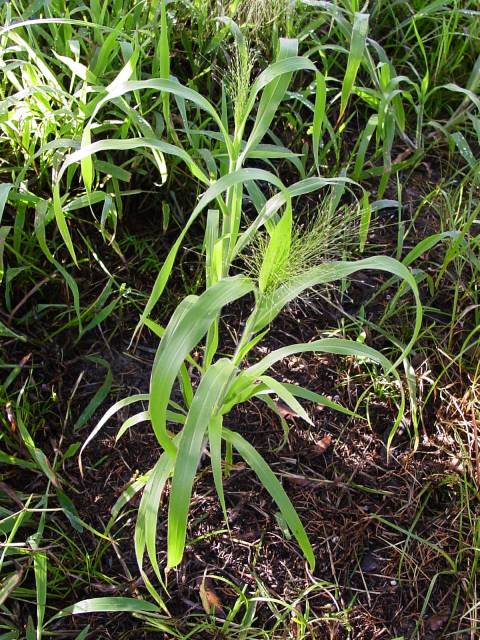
[167,359,235,568]
[49,597,160,621]
[135,452,175,589]
[340,12,369,119]
[259,204,292,292]
[254,256,422,368]
[222,428,315,569]
[312,71,326,172]
[0,183,12,225]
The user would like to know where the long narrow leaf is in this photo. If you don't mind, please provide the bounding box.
[149,277,254,458]
[245,338,395,379]
[312,72,326,172]
[253,256,422,369]
[340,13,369,119]
[168,359,235,568]
[222,428,315,570]
[79,394,149,475]
[48,597,160,622]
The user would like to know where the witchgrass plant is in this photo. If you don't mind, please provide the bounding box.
[64,2,427,600]
[80,177,423,606]
[51,21,328,351]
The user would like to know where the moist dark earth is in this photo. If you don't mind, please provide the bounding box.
[1,163,478,639]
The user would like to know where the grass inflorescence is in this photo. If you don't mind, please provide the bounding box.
[244,202,361,293]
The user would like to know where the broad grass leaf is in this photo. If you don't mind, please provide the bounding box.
[57,138,209,187]
[16,414,59,487]
[312,71,326,172]
[450,132,477,169]
[49,597,160,621]
[53,185,77,265]
[245,338,395,379]
[254,256,422,368]
[116,409,185,442]
[135,450,176,590]
[208,414,227,523]
[258,203,292,292]
[0,17,102,38]
[0,567,25,606]
[80,126,93,192]
[0,226,11,284]
[0,183,12,225]
[92,20,125,78]
[149,277,254,458]
[466,53,480,96]
[54,137,195,241]
[6,31,61,90]
[34,551,47,638]
[159,0,171,129]
[442,83,480,115]
[105,47,139,91]
[353,114,377,180]
[238,337,406,448]
[402,231,459,267]
[359,191,371,252]
[205,209,220,287]
[248,53,317,106]
[0,451,38,470]
[242,39,316,159]
[52,50,96,83]
[116,411,150,442]
[74,626,90,640]
[89,78,231,155]
[168,359,235,568]
[222,428,315,570]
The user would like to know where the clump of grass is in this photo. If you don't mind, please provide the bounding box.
[244,202,360,293]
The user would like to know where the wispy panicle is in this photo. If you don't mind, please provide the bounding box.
[244,202,361,293]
